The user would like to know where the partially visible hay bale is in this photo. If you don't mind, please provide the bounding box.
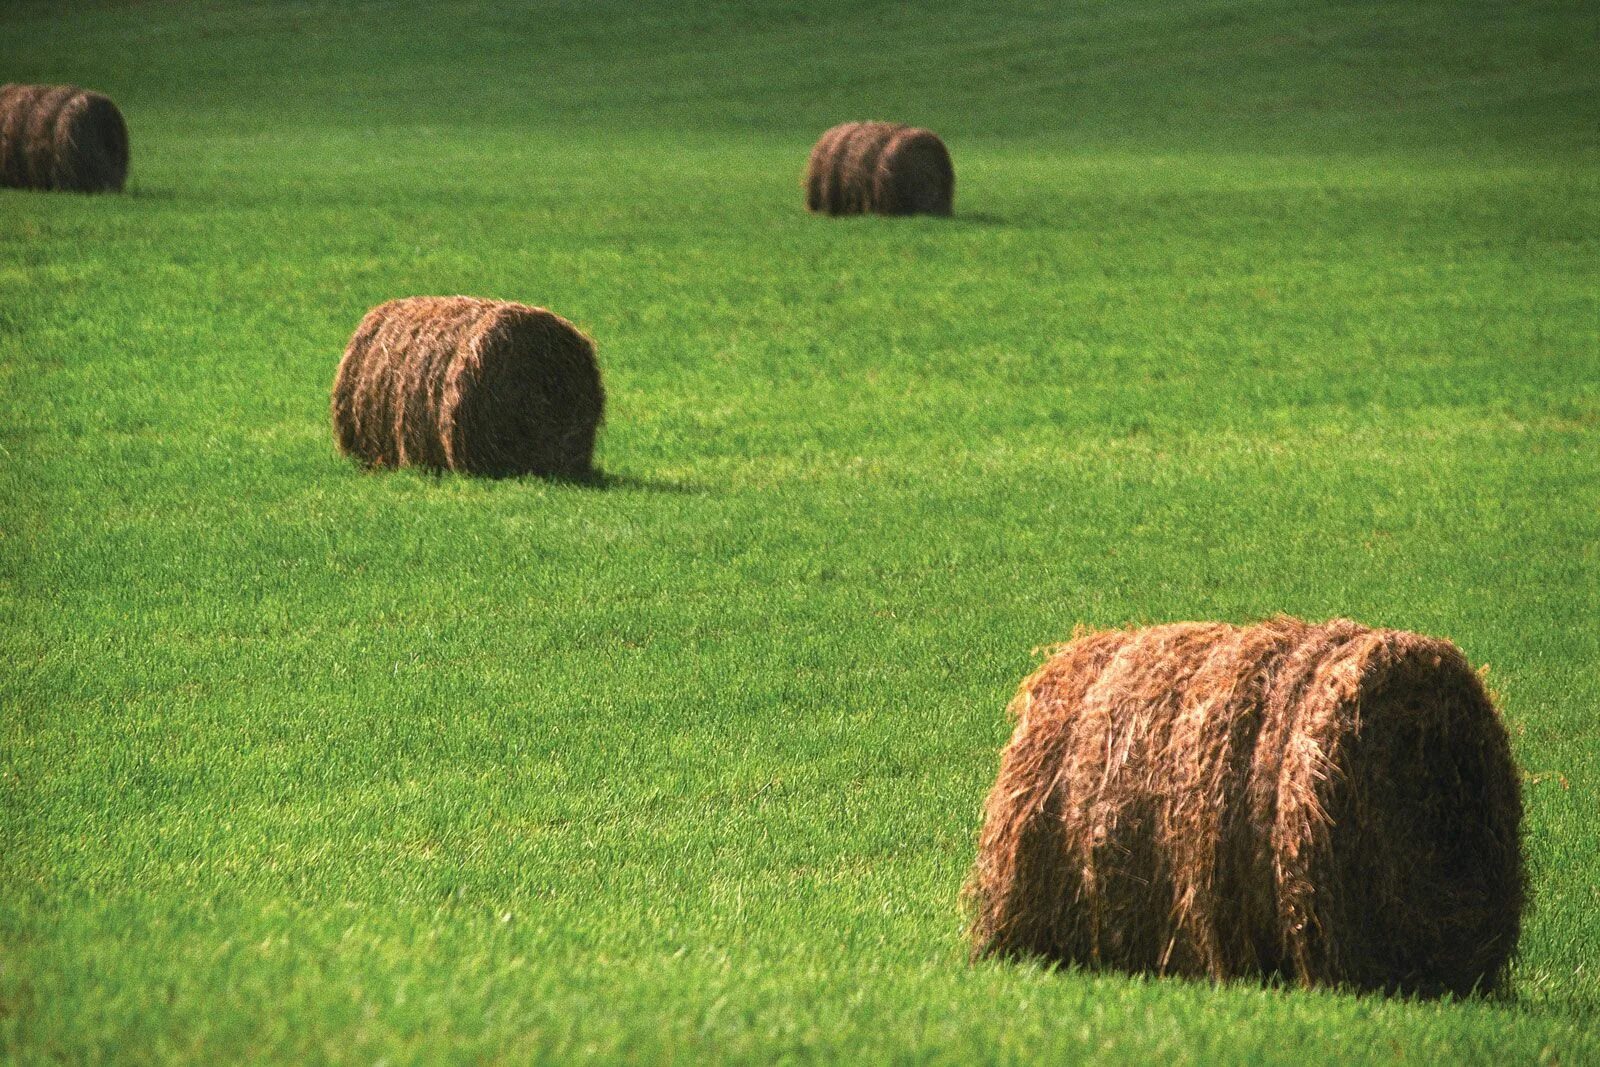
[330,297,604,478]
[804,121,953,217]
[0,83,129,193]
[967,618,1525,997]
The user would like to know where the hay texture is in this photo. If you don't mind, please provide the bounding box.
[331,297,603,478]
[0,83,129,193]
[967,617,1524,997]
[804,121,953,216]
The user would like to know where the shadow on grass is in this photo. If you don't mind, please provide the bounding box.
[554,468,706,494]
[948,210,1011,226]
[338,456,707,495]
[971,951,1586,1017]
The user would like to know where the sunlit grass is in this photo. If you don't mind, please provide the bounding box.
[2,0,1597,1061]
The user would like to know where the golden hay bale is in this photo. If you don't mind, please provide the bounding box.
[967,617,1525,997]
[804,121,953,217]
[330,296,604,479]
[0,83,129,193]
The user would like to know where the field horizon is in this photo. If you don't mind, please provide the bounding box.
[3,0,1597,1062]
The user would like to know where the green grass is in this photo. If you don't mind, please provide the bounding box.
[3,0,1598,1061]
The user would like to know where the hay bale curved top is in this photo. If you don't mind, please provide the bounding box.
[967,617,1525,997]
[0,83,129,193]
[330,296,604,479]
[804,121,953,217]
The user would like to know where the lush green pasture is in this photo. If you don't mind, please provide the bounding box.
[3,0,1597,1061]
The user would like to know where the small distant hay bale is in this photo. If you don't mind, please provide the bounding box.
[967,617,1525,997]
[804,121,953,217]
[330,296,604,479]
[0,83,129,193]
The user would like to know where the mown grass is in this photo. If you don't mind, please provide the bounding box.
[2,0,1597,1062]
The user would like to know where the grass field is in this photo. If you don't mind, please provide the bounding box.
[3,0,1598,1061]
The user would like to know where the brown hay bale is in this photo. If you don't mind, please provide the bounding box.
[967,617,1525,997]
[833,121,898,215]
[803,122,858,214]
[0,83,129,193]
[803,121,953,217]
[330,296,604,479]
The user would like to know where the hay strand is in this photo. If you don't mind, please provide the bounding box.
[967,617,1525,997]
[330,296,604,479]
[0,83,128,193]
[804,121,953,216]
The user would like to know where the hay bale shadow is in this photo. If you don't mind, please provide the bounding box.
[470,467,705,495]
[570,470,705,495]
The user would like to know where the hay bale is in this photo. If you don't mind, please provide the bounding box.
[804,121,953,217]
[967,617,1525,997]
[330,296,604,478]
[0,83,129,193]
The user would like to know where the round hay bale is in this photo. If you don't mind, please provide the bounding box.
[803,121,953,217]
[832,120,899,215]
[330,296,604,479]
[0,83,129,193]
[803,122,859,215]
[967,617,1525,997]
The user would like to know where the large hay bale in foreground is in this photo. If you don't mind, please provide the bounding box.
[0,83,129,193]
[804,121,953,217]
[967,617,1525,997]
[331,296,603,478]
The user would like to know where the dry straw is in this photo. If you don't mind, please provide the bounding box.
[967,617,1525,997]
[331,296,604,478]
[804,121,953,216]
[0,83,129,193]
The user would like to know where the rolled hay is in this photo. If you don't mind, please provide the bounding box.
[0,83,129,193]
[330,296,604,478]
[967,617,1525,997]
[804,121,953,217]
